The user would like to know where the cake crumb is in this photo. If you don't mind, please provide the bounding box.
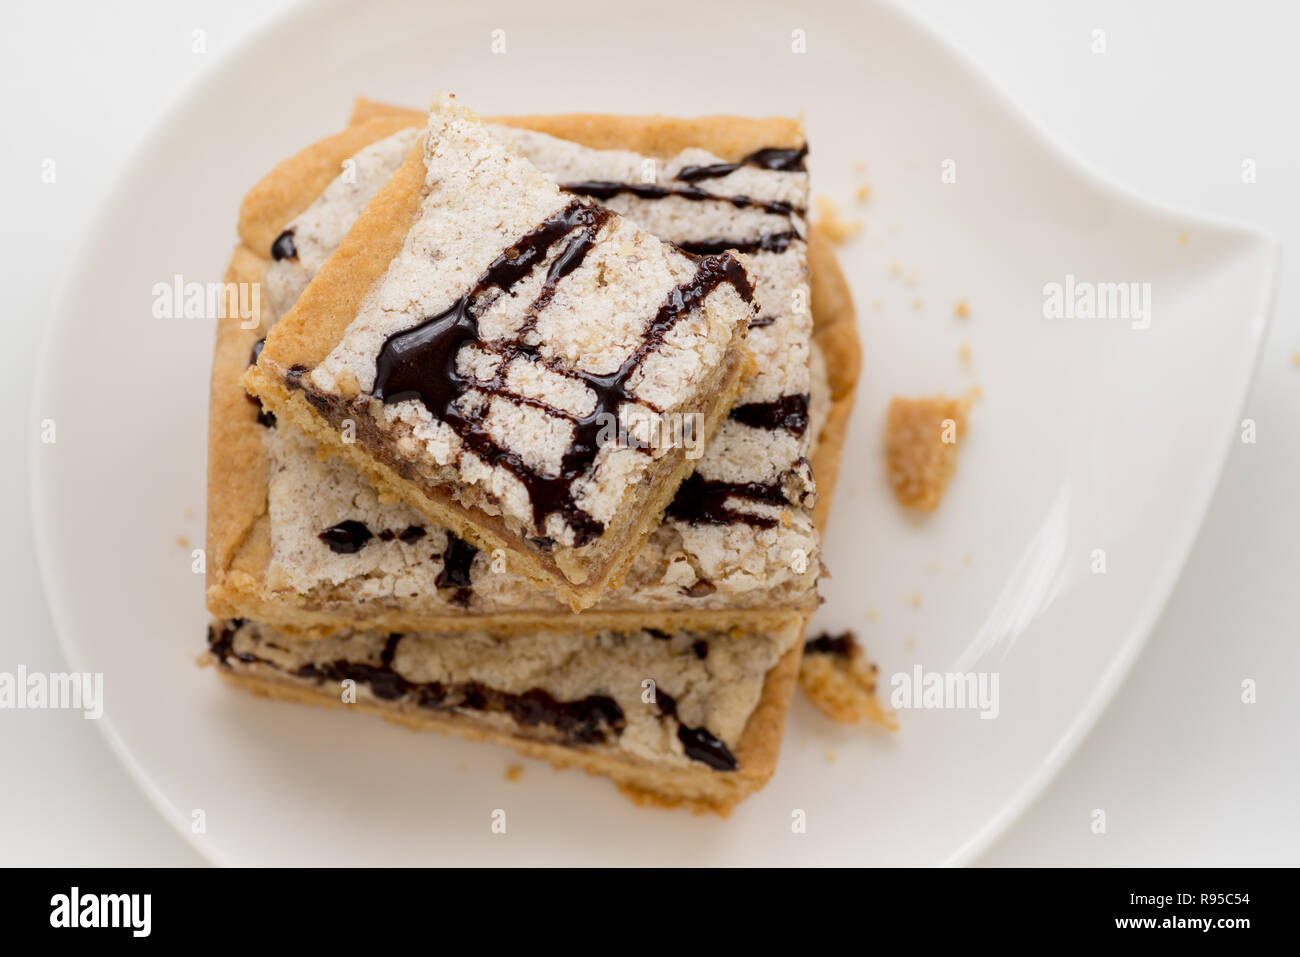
[176,535,190,548]
[813,196,862,243]
[963,552,974,567]
[823,747,838,764]
[911,298,925,311]
[888,260,902,278]
[909,591,921,609]
[799,631,898,729]
[904,635,917,650]
[866,607,880,621]
[854,183,871,203]
[885,394,971,511]
[954,300,971,319]
[1291,351,1300,369]
[1178,232,1189,244]
[505,763,524,782]
[904,269,920,286]
[959,342,973,370]
[182,506,195,519]
[852,159,867,174]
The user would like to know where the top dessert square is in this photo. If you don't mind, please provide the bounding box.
[246,95,756,610]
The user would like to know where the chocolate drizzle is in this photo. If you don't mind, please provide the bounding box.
[317,521,427,554]
[309,521,478,607]
[270,229,298,262]
[676,231,801,257]
[562,180,801,218]
[676,144,809,182]
[371,200,753,544]
[435,533,478,606]
[651,684,738,771]
[676,726,738,771]
[729,394,809,436]
[246,338,276,427]
[207,619,249,664]
[209,622,741,769]
[318,520,373,554]
[666,472,789,530]
[208,623,627,746]
[805,631,857,658]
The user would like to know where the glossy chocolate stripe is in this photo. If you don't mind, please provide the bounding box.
[675,144,809,182]
[561,180,802,218]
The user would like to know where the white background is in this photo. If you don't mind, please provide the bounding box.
[2,0,1296,865]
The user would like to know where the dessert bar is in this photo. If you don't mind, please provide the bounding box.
[203,102,864,813]
[209,105,858,636]
[245,96,757,610]
[205,617,802,814]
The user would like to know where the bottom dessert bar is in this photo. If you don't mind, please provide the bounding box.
[203,617,803,814]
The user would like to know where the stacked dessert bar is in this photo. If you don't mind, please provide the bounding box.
[204,95,859,813]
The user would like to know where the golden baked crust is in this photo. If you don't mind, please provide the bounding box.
[205,246,273,595]
[806,225,859,534]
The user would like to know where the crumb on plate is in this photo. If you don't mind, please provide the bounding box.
[885,393,971,511]
[799,631,898,729]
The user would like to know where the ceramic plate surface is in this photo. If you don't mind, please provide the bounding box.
[30,0,1275,865]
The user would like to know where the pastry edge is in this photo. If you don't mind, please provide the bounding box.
[202,636,803,815]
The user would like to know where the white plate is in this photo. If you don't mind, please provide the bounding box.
[30,0,1276,866]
